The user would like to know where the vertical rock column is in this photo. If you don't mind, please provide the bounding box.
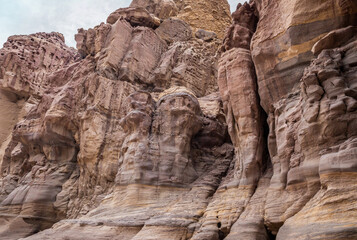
[192,3,265,240]
[218,48,263,186]
[219,2,262,187]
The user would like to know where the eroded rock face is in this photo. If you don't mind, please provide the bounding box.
[130,0,179,19]
[251,0,357,112]
[218,47,265,186]
[0,32,79,239]
[0,0,357,239]
[106,7,161,28]
[195,29,217,42]
[222,2,258,51]
[272,36,357,240]
[130,0,232,38]
[155,18,192,44]
[216,0,357,239]
[0,1,232,239]
[249,1,357,238]
[193,3,269,239]
[0,32,78,97]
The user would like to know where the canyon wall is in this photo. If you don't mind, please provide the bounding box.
[0,0,356,239]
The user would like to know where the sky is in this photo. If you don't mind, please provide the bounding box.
[0,0,244,48]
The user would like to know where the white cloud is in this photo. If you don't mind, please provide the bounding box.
[0,0,246,48]
[0,0,132,47]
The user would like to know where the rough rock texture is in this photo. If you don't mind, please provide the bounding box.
[0,32,78,97]
[272,35,357,240]
[0,32,79,239]
[1,0,357,240]
[214,0,357,239]
[0,1,230,240]
[252,0,357,111]
[195,29,217,42]
[130,0,179,19]
[155,18,192,44]
[193,3,269,239]
[106,7,160,28]
[249,1,357,239]
[130,0,232,39]
[222,2,258,51]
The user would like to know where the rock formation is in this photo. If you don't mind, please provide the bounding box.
[129,0,232,39]
[0,0,356,239]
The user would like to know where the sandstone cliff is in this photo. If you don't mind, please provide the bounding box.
[0,0,356,239]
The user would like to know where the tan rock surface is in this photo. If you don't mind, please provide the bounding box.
[130,0,232,39]
[106,7,160,28]
[249,1,357,238]
[0,1,231,239]
[192,3,269,239]
[0,0,356,239]
[251,0,357,112]
[130,0,179,19]
[272,37,357,240]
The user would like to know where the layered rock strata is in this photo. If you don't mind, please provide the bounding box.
[250,1,357,239]
[215,0,357,239]
[0,32,79,239]
[203,2,270,239]
[0,1,232,239]
[0,0,356,239]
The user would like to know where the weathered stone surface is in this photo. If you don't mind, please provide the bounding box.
[222,2,258,51]
[214,0,357,239]
[95,19,133,79]
[107,7,160,28]
[130,0,179,19]
[148,39,220,97]
[0,0,357,239]
[311,25,357,55]
[0,2,231,239]
[0,90,25,170]
[18,85,233,240]
[271,37,357,240]
[172,0,231,39]
[119,27,168,85]
[155,18,192,44]
[0,33,79,208]
[130,0,232,39]
[195,29,217,42]
[75,23,111,58]
[189,4,268,238]
[0,32,78,97]
[251,0,357,112]
[78,19,168,85]
[0,32,80,240]
[218,48,265,187]
[225,171,272,240]
[248,1,357,238]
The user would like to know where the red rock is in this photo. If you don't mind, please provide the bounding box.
[0,0,356,239]
[107,7,160,28]
[155,18,192,44]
